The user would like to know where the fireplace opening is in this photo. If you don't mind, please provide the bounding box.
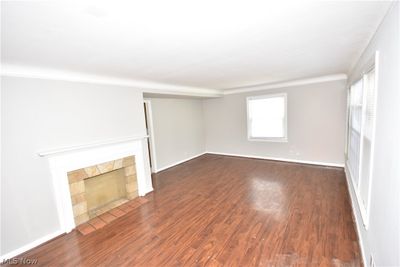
[67,156,138,226]
[85,168,128,218]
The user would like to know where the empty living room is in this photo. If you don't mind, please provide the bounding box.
[1,1,399,266]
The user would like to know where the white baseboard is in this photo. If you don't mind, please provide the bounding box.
[0,229,64,261]
[206,151,344,168]
[344,165,367,267]
[154,152,206,173]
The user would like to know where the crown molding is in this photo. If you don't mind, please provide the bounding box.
[0,64,223,98]
[1,65,348,97]
[223,74,348,95]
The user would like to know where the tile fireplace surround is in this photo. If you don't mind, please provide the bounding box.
[40,136,153,233]
[67,156,138,226]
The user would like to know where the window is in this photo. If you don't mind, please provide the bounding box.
[348,79,363,186]
[359,68,376,222]
[247,93,287,142]
[346,52,378,228]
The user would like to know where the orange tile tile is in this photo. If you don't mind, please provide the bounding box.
[125,202,138,210]
[108,207,126,217]
[118,203,135,213]
[77,223,96,235]
[98,212,117,223]
[88,217,107,230]
[137,197,150,204]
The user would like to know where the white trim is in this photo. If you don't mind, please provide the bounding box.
[346,160,369,227]
[345,51,379,229]
[365,52,379,228]
[1,64,222,98]
[143,100,158,173]
[37,134,148,157]
[247,138,288,143]
[344,165,367,267]
[47,139,153,233]
[0,230,63,261]
[223,74,348,95]
[147,150,344,172]
[154,152,206,173]
[206,151,344,168]
[357,75,367,193]
[1,65,348,97]
[246,93,288,142]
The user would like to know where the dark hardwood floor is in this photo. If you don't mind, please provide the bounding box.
[5,154,361,266]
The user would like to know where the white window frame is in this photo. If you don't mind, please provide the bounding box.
[348,78,364,188]
[346,51,379,229]
[246,93,288,142]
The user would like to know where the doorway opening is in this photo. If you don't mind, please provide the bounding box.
[143,100,157,173]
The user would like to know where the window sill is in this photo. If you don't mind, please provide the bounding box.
[248,137,288,143]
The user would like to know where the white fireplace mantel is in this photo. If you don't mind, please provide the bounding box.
[41,135,153,233]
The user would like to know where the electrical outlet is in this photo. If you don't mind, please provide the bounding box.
[369,255,375,267]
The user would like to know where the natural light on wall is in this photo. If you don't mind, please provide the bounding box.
[247,93,287,141]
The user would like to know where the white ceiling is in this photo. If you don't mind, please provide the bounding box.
[1,1,391,94]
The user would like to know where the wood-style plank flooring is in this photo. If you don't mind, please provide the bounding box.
[5,154,361,266]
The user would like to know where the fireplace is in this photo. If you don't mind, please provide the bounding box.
[67,156,138,226]
[40,136,153,233]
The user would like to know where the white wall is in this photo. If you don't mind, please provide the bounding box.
[346,3,400,266]
[146,98,205,171]
[203,80,347,165]
[1,76,147,256]
[2,5,398,262]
